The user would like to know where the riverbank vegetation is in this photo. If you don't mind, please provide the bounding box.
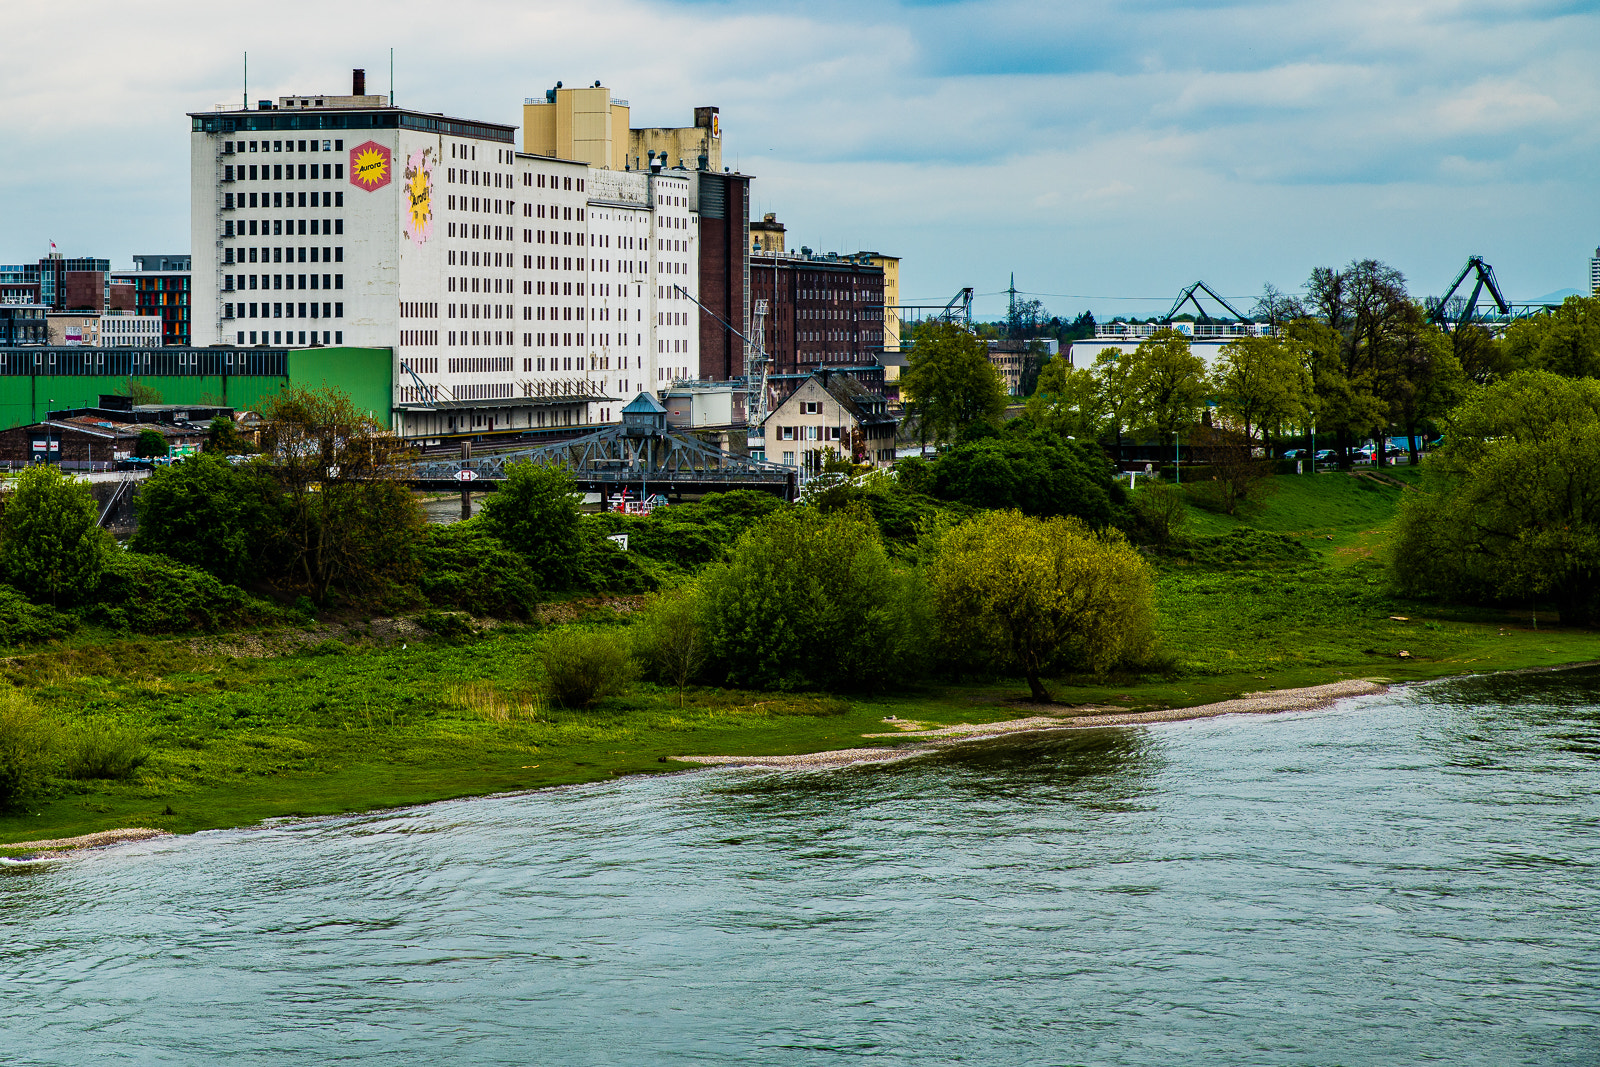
[5,282,1600,843]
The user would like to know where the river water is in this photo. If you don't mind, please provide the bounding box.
[4,671,1598,1065]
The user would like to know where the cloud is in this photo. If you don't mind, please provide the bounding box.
[1,0,1598,318]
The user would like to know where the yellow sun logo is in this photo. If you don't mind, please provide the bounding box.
[352,145,390,189]
[404,153,432,244]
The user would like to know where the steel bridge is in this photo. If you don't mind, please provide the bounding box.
[404,393,797,501]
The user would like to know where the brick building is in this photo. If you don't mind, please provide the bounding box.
[749,246,889,396]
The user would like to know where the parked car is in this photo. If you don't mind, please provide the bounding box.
[1314,449,1336,463]
[1350,447,1375,463]
[1283,448,1308,459]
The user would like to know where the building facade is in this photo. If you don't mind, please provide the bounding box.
[761,369,897,472]
[189,74,707,441]
[749,246,889,395]
[112,255,192,346]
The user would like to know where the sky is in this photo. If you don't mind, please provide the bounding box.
[4,0,1599,321]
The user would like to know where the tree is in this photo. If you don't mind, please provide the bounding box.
[901,321,1007,446]
[205,416,255,455]
[1186,424,1270,516]
[479,461,581,590]
[1126,330,1208,447]
[1500,296,1600,379]
[699,507,926,692]
[0,464,104,606]
[131,452,264,585]
[634,587,707,707]
[1392,371,1600,624]
[927,511,1156,702]
[133,428,169,460]
[1251,283,1306,328]
[1373,306,1464,465]
[1303,259,1412,465]
[1027,356,1107,440]
[119,379,162,406]
[1210,334,1312,450]
[256,385,423,601]
[926,423,1122,526]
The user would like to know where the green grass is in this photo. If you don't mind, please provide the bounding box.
[3,467,1594,850]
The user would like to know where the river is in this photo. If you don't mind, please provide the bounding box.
[3,671,1597,1064]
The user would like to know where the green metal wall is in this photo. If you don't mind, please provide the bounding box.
[0,347,391,429]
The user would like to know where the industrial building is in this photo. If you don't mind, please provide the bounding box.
[188,71,746,441]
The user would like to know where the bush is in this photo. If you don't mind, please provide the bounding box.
[1127,480,1188,546]
[64,719,147,781]
[479,462,581,589]
[415,609,479,640]
[0,687,56,812]
[132,452,265,584]
[0,585,77,647]
[85,550,281,634]
[417,521,540,619]
[539,628,634,708]
[1,464,105,606]
[576,528,663,593]
[634,587,707,706]
[1162,529,1314,569]
[700,507,927,692]
[927,426,1124,527]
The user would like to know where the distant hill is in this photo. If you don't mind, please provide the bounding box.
[1526,288,1582,304]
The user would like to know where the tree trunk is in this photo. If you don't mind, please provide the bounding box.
[1406,420,1420,466]
[1025,669,1053,704]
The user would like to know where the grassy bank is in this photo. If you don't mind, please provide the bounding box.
[2,470,1593,850]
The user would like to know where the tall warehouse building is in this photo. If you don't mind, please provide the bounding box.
[189,71,705,440]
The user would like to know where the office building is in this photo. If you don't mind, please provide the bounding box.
[111,255,192,346]
[189,71,716,440]
[1590,247,1600,296]
[749,231,891,395]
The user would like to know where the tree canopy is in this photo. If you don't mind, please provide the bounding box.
[478,461,582,590]
[901,322,1007,446]
[1,465,104,606]
[132,452,263,585]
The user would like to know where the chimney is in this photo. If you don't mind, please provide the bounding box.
[352,69,366,96]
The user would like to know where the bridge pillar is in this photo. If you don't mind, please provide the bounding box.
[460,441,472,521]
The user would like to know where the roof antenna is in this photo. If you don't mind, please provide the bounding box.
[243,52,248,111]
[389,47,395,106]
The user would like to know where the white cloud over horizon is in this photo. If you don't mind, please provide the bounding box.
[3,0,1598,320]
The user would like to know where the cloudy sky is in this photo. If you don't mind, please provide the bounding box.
[4,0,1598,320]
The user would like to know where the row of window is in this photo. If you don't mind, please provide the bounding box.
[447,357,513,373]
[523,173,585,191]
[227,139,343,154]
[225,246,344,264]
[451,250,512,267]
[400,302,438,319]
[529,306,585,321]
[226,191,344,210]
[235,330,342,345]
[774,425,844,441]
[449,331,515,347]
[526,204,583,221]
[225,163,345,182]
[448,276,514,294]
[530,229,587,247]
[453,383,515,400]
[401,359,439,374]
[449,303,514,320]
[227,302,344,320]
[400,331,438,347]
[227,218,343,236]
[225,274,343,291]
[447,194,514,215]
[522,355,634,372]
[445,222,515,243]
[447,167,514,189]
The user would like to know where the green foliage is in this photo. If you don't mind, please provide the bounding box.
[901,322,1008,446]
[1393,370,1600,623]
[133,428,169,459]
[1127,330,1210,443]
[63,720,147,781]
[416,521,539,620]
[415,609,480,640]
[1211,334,1312,445]
[205,416,255,455]
[633,587,707,706]
[480,461,581,589]
[539,628,634,708]
[85,550,280,634]
[1,464,105,606]
[120,380,162,406]
[1127,480,1189,546]
[700,508,927,692]
[132,452,263,584]
[0,688,55,812]
[1499,295,1600,379]
[577,527,663,593]
[925,423,1123,526]
[0,585,77,647]
[928,510,1157,700]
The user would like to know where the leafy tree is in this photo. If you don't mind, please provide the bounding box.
[256,386,423,602]
[1026,356,1107,440]
[538,629,634,708]
[1373,307,1464,465]
[119,379,162,406]
[131,452,262,584]
[1303,259,1413,463]
[926,424,1122,526]
[634,587,707,706]
[1392,371,1600,624]
[0,688,56,812]
[416,521,540,620]
[901,321,1007,447]
[479,461,581,590]
[133,428,169,460]
[1,464,104,605]
[1211,334,1312,450]
[699,508,926,692]
[1500,296,1600,379]
[927,511,1156,702]
[1126,330,1208,446]
[205,416,255,455]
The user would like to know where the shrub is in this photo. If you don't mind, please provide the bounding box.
[415,609,479,640]
[538,628,634,708]
[699,507,927,692]
[1,464,105,606]
[479,461,581,589]
[634,587,707,706]
[0,687,56,812]
[64,719,147,781]
[131,452,264,584]
[0,585,77,647]
[1127,480,1188,546]
[928,427,1123,527]
[576,528,662,593]
[417,521,539,619]
[85,550,281,634]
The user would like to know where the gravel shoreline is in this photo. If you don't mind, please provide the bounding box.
[1,827,169,856]
[670,679,1389,771]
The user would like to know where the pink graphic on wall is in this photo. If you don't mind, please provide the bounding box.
[403,148,434,246]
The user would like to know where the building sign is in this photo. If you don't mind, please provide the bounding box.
[349,141,392,192]
[403,147,434,245]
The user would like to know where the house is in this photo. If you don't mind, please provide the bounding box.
[761,369,897,473]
